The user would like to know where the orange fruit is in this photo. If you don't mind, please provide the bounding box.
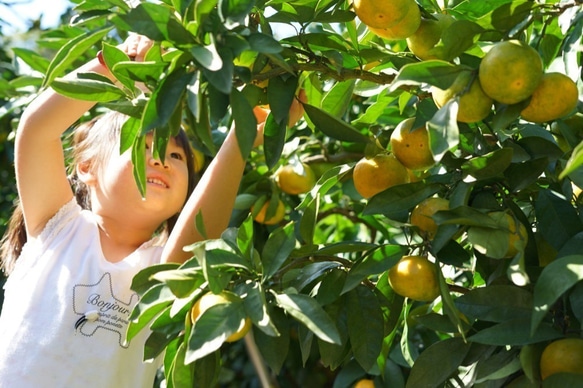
[368,2,421,40]
[540,338,583,380]
[390,118,435,171]
[191,291,252,342]
[354,378,375,388]
[388,255,440,302]
[353,0,415,29]
[489,212,528,258]
[353,154,410,199]
[478,40,543,105]
[406,13,455,60]
[520,72,579,123]
[277,162,316,195]
[410,197,449,239]
[431,70,493,123]
[253,199,286,225]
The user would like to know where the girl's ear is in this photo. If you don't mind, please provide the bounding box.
[76,161,97,186]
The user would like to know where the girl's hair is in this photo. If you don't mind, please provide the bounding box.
[0,111,198,275]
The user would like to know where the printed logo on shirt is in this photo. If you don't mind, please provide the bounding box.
[72,272,139,348]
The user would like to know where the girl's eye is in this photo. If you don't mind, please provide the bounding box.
[170,152,184,161]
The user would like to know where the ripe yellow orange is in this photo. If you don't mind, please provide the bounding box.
[540,338,583,380]
[353,154,410,199]
[478,40,543,105]
[354,378,375,388]
[368,2,421,40]
[253,199,286,225]
[489,212,528,258]
[388,255,440,302]
[353,0,415,29]
[191,291,252,342]
[406,13,455,60]
[277,163,316,195]
[520,72,579,123]
[431,70,493,123]
[410,197,449,239]
[390,118,435,171]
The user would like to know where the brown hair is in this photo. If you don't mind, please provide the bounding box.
[0,111,198,274]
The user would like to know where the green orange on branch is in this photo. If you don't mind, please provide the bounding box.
[406,13,455,60]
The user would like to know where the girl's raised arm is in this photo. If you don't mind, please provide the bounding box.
[15,36,152,238]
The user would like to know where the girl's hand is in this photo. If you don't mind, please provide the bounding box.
[118,33,154,62]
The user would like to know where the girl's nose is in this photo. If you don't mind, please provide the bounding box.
[148,155,170,169]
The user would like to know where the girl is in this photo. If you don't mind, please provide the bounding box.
[0,34,263,387]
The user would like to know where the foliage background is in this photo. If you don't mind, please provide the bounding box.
[1,0,583,387]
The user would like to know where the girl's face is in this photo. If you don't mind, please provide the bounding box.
[90,133,190,228]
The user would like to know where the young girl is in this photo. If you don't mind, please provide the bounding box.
[0,34,263,387]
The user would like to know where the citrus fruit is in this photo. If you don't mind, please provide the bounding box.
[368,2,421,40]
[431,70,493,123]
[478,40,543,105]
[520,72,579,123]
[388,255,440,302]
[253,199,286,225]
[354,378,375,388]
[353,0,415,29]
[505,375,538,388]
[390,118,435,171]
[406,13,455,60]
[193,148,205,173]
[489,212,528,258]
[277,162,316,195]
[540,338,583,380]
[410,197,449,238]
[353,154,410,199]
[191,291,252,342]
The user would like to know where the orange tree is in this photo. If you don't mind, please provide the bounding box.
[1,0,583,387]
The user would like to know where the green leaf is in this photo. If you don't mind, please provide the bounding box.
[346,286,384,372]
[543,373,583,388]
[43,27,113,88]
[535,189,583,251]
[263,113,287,170]
[101,42,135,90]
[299,196,319,246]
[363,182,442,216]
[474,348,521,383]
[390,60,465,91]
[152,269,205,298]
[432,205,498,228]
[342,245,407,294]
[273,292,341,344]
[114,3,194,44]
[427,98,459,161]
[531,255,583,335]
[462,147,514,181]
[131,133,147,198]
[230,88,257,160]
[186,302,247,363]
[112,61,167,84]
[298,164,353,209]
[322,80,356,119]
[433,20,484,61]
[12,48,51,73]
[130,263,180,294]
[455,285,533,323]
[190,44,223,71]
[262,223,296,281]
[241,281,279,337]
[253,308,290,374]
[193,351,221,388]
[202,48,234,94]
[303,103,370,143]
[469,318,562,346]
[267,75,297,126]
[127,284,175,342]
[559,140,583,179]
[405,337,471,388]
[504,157,548,192]
[219,0,255,25]
[50,77,126,102]
[141,67,192,134]
[247,32,282,54]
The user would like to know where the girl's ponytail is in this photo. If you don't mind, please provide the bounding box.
[0,200,26,275]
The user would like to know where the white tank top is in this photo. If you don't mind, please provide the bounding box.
[0,199,164,387]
